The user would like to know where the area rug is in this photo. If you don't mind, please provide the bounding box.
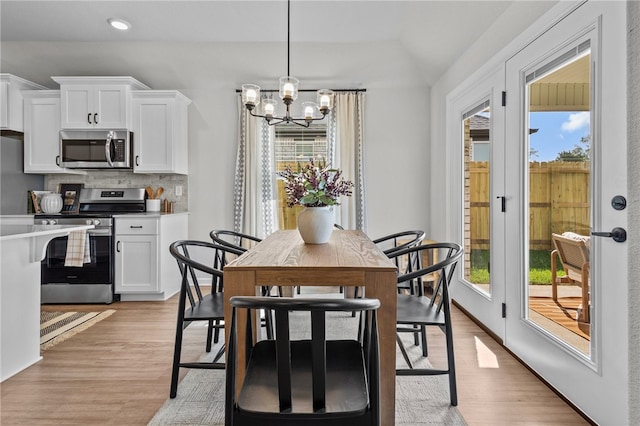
[529,297,590,340]
[149,311,466,425]
[40,310,116,350]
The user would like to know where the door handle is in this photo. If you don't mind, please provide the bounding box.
[591,227,626,243]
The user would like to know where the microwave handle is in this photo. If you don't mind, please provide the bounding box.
[105,131,114,167]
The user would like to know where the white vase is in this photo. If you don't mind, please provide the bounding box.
[297,206,334,244]
[40,193,63,213]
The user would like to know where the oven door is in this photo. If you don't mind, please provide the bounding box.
[41,228,113,285]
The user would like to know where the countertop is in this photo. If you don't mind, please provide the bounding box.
[0,224,94,241]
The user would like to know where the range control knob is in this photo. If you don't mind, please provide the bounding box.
[40,220,49,225]
[48,219,57,225]
[86,219,93,225]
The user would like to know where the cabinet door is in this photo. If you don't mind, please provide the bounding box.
[23,95,64,173]
[60,85,93,129]
[115,235,159,293]
[60,85,128,129]
[132,97,174,173]
[94,85,128,129]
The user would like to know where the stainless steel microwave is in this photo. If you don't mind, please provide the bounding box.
[59,129,132,169]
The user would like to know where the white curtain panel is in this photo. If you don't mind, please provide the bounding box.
[233,97,278,239]
[327,91,367,232]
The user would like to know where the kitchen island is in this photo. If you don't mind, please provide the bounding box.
[0,223,93,382]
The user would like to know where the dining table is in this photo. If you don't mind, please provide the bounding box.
[223,229,398,424]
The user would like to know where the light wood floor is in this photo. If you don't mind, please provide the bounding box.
[0,293,590,425]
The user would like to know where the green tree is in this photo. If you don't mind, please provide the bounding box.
[556,135,590,161]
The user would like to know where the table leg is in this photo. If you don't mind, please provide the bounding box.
[365,270,397,425]
[224,270,256,397]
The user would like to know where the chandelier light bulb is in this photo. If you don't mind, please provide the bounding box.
[263,99,277,117]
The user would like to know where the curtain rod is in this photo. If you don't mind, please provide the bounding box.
[235,88,366,93]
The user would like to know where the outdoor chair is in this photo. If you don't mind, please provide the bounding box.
[551,232,590,323]
[388,242,464,406]
[225,296,381,426]
[168,240,244,398]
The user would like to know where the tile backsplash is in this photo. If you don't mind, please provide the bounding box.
[45,172,188,212]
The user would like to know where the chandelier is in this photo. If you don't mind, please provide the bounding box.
[241,0,334,128]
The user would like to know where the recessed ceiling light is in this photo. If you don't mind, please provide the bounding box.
[107,18,131,31]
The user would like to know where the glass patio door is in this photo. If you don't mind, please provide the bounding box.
[503,3,628,424]
[448,68,506,339]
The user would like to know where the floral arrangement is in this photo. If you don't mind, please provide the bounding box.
[279,158,354,207]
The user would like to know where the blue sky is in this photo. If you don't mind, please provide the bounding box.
[529,111,590,162]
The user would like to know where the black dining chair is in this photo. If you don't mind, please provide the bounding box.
[388,242,463,406]
[210,229,262,252]
[210,229,279,338]
[352,230,426,309]
[225,296,381,426]
[373,230,426,256]
[168,239,244,398]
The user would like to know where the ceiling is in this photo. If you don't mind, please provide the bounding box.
[0,1,559,87]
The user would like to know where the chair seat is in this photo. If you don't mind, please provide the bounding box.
[238,339,369,419]
[396,293,445,326]
[184,292,225,322]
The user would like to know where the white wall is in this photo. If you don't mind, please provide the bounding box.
[0,41,429,240]
[428,0,573,242]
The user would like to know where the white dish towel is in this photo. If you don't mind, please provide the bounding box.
[64,230,91,267]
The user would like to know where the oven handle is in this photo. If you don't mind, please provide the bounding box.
[87,228,112,237]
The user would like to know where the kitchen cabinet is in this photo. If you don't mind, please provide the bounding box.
[1,74,47,133]
[52,76,149,130]
[132,91,191,174]
[22,90,84,174]
[114,213,187,301]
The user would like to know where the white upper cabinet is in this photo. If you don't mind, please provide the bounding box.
[52,77,149,130]
[132,91,191,174]
[1,74,47,133]
[22,90,83,174]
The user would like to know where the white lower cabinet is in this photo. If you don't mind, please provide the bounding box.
[114,213,188,301]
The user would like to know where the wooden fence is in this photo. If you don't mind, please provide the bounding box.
[469,161,590,250]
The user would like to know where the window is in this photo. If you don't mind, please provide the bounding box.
[274,123,328,229]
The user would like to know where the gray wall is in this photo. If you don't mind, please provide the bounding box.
[0,134,43,214]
